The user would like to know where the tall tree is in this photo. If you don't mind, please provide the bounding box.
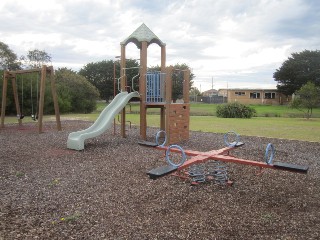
[274,50,320,95]
[291,82,320,119]
[22,49,52,68]
[79,59,139,101]
[55,68,100,113]
[0,41,21,70]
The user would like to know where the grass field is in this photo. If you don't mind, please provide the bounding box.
[98,102,320,118]
[3,103,320,142]
[124,114,320,142]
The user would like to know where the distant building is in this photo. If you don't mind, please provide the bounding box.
[218,88,292,105]
[190,89,225,103]
[202,89,218,97]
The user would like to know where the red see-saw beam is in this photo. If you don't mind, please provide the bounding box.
[155,144,276,170]
[144,142,309,175]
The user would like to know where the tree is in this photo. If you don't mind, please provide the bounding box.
[189,87,201,102]
[21,49,52,68]
[55,68,100,113]
[291,82,320,119]
[79,59,139,101]
[274,50,320,95]
[189,87,201,96]
[148,63,195,102]
[0,41,21,70]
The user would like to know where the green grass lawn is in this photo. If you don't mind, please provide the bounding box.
[115,102,320,118]
[3,103,320,142]
[124,114,320,142]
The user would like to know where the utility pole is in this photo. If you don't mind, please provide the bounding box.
[212,77,213,90]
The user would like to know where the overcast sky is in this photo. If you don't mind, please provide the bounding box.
[1,0,319,91]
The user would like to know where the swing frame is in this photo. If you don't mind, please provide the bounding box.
[1,65,62,133]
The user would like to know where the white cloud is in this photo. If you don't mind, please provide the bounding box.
[0,0,319,91]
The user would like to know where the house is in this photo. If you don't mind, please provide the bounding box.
[218,88,292,105]
[190,89,226,103]
[202,89,218,97]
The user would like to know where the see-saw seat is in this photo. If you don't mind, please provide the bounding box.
[147,165,178,180]
[273,162,309,174]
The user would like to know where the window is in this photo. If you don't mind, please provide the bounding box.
[235,92,245,96]
[250,92,260,99]
[264,92,276,99]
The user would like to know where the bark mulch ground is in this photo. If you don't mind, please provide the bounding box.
[1,120,319,239]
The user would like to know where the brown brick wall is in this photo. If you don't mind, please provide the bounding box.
[167,104,190,144]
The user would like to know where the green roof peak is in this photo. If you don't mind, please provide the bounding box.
[121,23,165,49]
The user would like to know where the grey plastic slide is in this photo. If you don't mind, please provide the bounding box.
[67,91,140,150]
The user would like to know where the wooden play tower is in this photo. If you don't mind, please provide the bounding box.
[120,23,190,144]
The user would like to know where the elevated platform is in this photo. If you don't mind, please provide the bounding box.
[145,103,166,108]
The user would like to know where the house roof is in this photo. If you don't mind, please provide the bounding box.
[121,23,166,49]
[203,89,218,93]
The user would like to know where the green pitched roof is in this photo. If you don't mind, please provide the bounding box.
[121,23,165,49]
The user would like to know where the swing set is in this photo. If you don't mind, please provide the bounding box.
[16,71,40,121]
[1,65,61,133]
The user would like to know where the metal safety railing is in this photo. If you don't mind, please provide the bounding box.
[131,73,139,92]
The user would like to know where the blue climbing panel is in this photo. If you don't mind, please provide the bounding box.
[146,72,165,103]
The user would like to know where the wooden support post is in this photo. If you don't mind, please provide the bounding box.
[1,71,8,128]
[140,41,148,140]
[165,67,173,103]
[183,69,190,104]
[165,67,173,143]
[49,66,62,131]
[160,107,165,131]
[160,45,167,134]
[161,45,166,72]
[37,65,47,133]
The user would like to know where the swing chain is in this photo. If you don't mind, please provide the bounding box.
[30,72,39,121]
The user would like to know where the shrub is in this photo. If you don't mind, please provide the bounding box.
[216,102,256,118]
[55,68,100,113]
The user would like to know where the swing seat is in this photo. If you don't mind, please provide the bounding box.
[17,114,24,120]
[31,114,38,121]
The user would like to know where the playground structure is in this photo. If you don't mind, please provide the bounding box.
[1,65,61,133]
[67,23,191,150]
[139,131,309,184]
[119,23,190,144]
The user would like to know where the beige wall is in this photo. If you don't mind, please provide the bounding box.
[218,89,291,105]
